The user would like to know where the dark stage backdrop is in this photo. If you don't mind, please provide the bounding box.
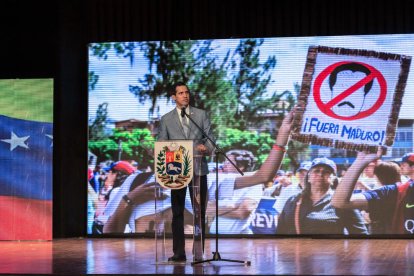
[2,0,414,237]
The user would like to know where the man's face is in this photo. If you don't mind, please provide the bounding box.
[104,170,117,185]
[172,85,190,108]
[297,169,308,184]
[363,162,376,177]
[222,155,240,173]
[331,70,367,117]
[399,162,413,177]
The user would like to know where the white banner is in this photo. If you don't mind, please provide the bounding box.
[292,46,411,152]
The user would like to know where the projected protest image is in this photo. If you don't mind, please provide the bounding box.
[88,34,413,236]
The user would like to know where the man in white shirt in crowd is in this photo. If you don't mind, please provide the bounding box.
[274,161,311,214]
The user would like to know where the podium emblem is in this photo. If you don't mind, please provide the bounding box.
[155,141,193,189]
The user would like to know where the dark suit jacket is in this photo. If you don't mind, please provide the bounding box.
[157,106,214,175]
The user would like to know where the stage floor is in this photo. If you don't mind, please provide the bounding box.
[0,237,413,275]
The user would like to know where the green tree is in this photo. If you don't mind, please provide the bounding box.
[129,40,198,117]
[113,128,155,166]
[88,40,304,168]
[89,42,136,63]
[88,138,118,162]
[88,71,99,91]
[89,40,293,136]
[128,40,239,136]
[230,38,293,130]
[88,128,155,166]
[189,42,238,139]
[89,102,109,141]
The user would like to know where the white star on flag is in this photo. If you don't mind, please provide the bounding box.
[1,131,30,151]
[46,134,53,147]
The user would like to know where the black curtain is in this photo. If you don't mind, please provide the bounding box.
[1,0,414,238]
[86,0,414,41]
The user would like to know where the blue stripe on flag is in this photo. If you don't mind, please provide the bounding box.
[0,115,52,200]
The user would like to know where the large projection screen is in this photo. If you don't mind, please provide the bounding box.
[88,34,414,236]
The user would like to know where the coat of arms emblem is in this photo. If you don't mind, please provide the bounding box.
[154,141,193,189]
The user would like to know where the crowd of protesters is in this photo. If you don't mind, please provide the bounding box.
[87,108,413,236]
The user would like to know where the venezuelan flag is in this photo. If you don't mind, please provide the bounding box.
[0,79,53,240]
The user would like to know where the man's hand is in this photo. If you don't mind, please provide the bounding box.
[275,105,302,145]
[196,144,208,154]
[128,182,166,205]
[279,176,292,187]
[355,146,384,165]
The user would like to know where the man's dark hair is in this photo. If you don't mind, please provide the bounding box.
[170,81,189,96]
[374,161,401,185]
[329,62,374,95]
[226,150,256,172]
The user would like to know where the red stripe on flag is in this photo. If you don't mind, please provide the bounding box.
[0,196,52,240]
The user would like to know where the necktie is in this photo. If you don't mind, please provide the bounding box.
[182,115,190,138]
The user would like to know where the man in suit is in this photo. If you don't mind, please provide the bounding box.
[158,82,214,262]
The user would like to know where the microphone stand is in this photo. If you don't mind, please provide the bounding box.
[181,108,251,266]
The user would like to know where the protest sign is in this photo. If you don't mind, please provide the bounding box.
[292,46,411,152]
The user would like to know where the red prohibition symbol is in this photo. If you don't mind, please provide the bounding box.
[313,61,387,121]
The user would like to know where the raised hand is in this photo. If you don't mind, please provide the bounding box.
[277,105,303,144]
[128,182,166,205]
[355,146,384,165]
